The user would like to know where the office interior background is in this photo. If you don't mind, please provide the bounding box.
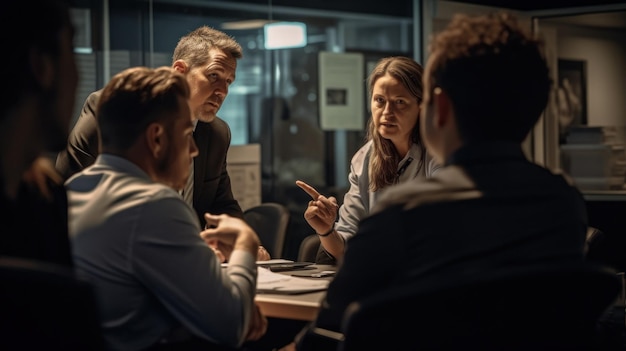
[68,0,626,259]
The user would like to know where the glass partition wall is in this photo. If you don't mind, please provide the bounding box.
[413,0,626,251]
[69,0,416,258]
[425,2,626,193]
[66,0,626,258]
[532,4,626,253]
[533,5,626,197]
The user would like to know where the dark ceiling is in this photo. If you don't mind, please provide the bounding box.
[231,0,626,16]
[453,0,626,11]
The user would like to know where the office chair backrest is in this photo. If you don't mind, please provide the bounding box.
[298,234,320,262]
[243,202,290,258]
[298,234,337,264]
[586,226,626,274]
[339,263,621,351]
[0,256,104,350]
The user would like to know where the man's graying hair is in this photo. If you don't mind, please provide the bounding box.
[172,26,243,69]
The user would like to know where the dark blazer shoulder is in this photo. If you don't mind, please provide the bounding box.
[55,89,103,179]
[84,90,102,116]
[208,117,232,142]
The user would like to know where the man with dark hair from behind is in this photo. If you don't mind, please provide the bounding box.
[295,12,590,350]
[0,0,78,266]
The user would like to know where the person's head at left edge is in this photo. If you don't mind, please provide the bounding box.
[0,0,78,198]
[171,26,243,124]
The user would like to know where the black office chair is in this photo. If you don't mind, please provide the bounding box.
[297,234,339,265]
[585,227,626,349]
[243,202,290,258]
[297,234,320,262]
[336,263,621,351]
[0,256,104,350]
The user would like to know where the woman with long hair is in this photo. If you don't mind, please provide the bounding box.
[297,56,440,262]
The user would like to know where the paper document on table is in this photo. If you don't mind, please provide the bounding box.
[221,258,294,268]
[257,267,329,295]
[256,259,294,266]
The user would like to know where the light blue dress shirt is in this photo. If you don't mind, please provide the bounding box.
[66,154,256,350]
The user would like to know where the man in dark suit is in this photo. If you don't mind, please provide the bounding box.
[56,26,244,226]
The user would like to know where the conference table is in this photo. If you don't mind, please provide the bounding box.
[254,264,336,321]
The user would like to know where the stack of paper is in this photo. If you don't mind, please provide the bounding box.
[257,267,329,294]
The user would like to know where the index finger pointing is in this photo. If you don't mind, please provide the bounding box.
[296,180,321,200]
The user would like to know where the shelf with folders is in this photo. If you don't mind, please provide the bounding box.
[560,126,626,191]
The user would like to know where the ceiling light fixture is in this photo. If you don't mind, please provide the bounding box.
[264,22,307,50]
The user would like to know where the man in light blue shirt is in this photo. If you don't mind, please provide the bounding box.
[66,66,266,350]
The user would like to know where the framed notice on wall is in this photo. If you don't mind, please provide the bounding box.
[226,144,261,211]
[318,52,364,130]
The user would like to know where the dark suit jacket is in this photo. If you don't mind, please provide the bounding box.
[56,90,243,226]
